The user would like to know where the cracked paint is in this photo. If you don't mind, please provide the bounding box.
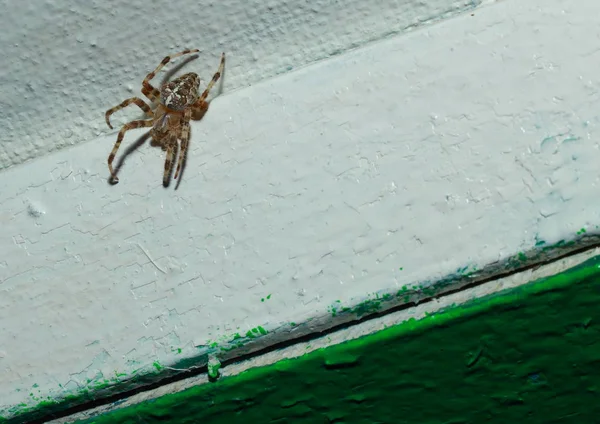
[2,0,600,420]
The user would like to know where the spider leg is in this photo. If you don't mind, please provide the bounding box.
[142,49,200,102]
[163,134,178,186]
[174,109,192,180]
[105,97,153,129]
[108,119,153,183]
[191,99,209,121]
[198,52,225,102]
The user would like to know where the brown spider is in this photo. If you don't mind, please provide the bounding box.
[105,49,225,185]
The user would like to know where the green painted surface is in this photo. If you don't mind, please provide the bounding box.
[81,256,600,424]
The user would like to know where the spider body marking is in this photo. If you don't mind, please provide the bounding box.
[161,72,200,111]
[104,49,225,186]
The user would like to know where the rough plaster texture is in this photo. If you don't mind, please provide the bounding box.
[1,0,600,417]
[0,0,481,171]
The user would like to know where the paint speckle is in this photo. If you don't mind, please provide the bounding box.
[526,372,548,386]
[246,326,267,337]
[26,200,45,218]
[245,327,267,338]
[465,347,483,368]
[207,355,221,380]
[323,351,360,369]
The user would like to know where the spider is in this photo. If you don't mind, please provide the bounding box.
[105,49,225,185]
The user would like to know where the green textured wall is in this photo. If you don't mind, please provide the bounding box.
[76,256,600,424]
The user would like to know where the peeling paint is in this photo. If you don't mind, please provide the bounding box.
[3,0,600,418]
[78,254,600,424]
[5,239,600,422]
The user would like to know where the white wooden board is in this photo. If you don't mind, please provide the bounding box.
[2,0,600,417]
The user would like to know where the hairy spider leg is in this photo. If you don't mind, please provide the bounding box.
[174,109,193,180]
[142,49,201,102]
[105,97,153,129]
[163,134,179,185]
[108,119,153,183]
[198,52,225,103]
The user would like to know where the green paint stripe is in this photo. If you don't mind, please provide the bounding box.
[78,255,600,424]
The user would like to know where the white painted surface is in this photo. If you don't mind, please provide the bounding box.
[0,0,480,171]
[2,0,600,417]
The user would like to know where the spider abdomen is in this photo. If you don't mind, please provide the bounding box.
[160,72,200,111]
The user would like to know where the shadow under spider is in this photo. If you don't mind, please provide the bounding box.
[162,54,196,83]
[107,106,208,191]
[108,131,151,186]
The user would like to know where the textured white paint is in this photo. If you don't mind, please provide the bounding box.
[0,0,480,171]
[2,0,600,417]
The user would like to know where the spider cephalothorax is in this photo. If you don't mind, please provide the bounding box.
[105,49,225,186]
[161,73,200,111]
